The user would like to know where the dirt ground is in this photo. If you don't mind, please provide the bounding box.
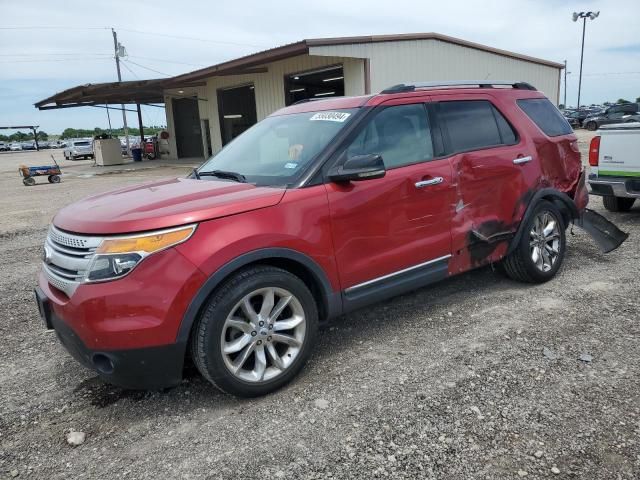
[1,137,639,479]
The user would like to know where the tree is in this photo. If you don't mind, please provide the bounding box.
[636,97,640,103]
[617,98,631,104]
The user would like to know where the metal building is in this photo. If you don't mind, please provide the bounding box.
[36,33,563,161]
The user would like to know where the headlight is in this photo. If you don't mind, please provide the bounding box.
[86,224,196,282]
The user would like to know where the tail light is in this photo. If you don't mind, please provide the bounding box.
[589,136,600,167]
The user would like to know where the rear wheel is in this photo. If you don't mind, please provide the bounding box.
[48,175,61,183]
[502,201,566,283]
[603,196,635,212]
[191,265,318,397]
[22,177,35,186]
[585,121,598,131]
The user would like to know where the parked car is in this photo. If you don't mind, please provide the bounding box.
[21,142,37,150]
[39,141,51,149]
[0,141,8,151]
[587,122,640,212]
[36,81,625,397]
[9,142,22,151]
[63,139,94,160]
[584,103,640,131]
[563,109,591,128]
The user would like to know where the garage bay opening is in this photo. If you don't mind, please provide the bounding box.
[217,84,258,146]
[285,65,344,105]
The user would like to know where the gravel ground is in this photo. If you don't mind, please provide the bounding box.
[1,138,639,479]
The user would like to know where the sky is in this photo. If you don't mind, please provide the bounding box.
[1,0,639,135]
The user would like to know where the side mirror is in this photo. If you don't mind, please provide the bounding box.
[328,154,386,183]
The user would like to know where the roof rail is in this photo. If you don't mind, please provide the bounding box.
[380,81,537,94]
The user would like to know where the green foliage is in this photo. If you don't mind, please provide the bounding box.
[0,130,48,142]
[60,126,165,139]
[616,98,631,104]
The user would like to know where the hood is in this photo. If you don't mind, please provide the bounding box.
[53,177,286,234]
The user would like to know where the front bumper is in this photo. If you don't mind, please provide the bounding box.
[36,286,185,390]
[588,174,640,199]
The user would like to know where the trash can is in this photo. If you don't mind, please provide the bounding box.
[132,147,142,162]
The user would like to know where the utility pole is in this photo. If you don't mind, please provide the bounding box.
[572,11,599,110]
[563,60,568,108]
[111,28,130,155]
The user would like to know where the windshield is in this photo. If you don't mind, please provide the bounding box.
[198,109,357,186]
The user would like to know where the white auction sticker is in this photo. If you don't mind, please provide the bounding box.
[309,111,351,122]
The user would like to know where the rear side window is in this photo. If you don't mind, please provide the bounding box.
[438,100,517,153]
[517,98,572,137]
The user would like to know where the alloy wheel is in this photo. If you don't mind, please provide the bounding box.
[529,211,561,272]
[220,287,306,383]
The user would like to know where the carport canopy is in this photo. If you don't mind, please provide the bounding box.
[34,79,173,110]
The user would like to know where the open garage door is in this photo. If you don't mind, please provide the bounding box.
[173,97,203,158]
[285,65,344,105]
[217,84,258,146]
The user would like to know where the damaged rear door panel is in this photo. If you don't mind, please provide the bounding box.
[430,93,541,272]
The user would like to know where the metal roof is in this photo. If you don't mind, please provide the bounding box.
[35,33,563,110]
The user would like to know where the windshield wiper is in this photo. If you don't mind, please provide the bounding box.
[197,169,246,183]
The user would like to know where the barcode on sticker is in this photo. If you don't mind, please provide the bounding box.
[309,112,351,122]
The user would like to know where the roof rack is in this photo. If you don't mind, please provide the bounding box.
[380,81,537,94]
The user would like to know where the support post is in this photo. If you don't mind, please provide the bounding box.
[137,103,144,152]
[32,127,39,151]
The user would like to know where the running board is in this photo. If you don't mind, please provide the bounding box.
[576,209,628,253]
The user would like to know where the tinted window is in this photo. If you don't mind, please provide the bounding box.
[344,103,433,169]
[517,98,573,137]
[74,141,90,146]
[438,100,517,152]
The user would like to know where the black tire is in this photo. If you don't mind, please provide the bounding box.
[23,177,35,186]
[502,200,566,283]
[48,175,61,184]
[585,121,598,131]
[603,196,635,212]
[190,265,318,397]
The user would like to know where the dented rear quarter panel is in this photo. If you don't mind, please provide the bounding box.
[429,90,584,274]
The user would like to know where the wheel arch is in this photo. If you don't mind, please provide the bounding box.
[176,248,342,344]
[507,188,579,256]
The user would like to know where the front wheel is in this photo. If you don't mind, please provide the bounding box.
[191,266,318,397]
[502,201,566,283]
[603,196,635,212]
[22,177,36,186]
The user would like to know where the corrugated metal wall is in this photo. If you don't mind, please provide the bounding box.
[200,55,364,153]
[163,39,560,159]
[310,39,561,103]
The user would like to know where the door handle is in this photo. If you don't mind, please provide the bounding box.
[513,156,533,165]
[415,177,444,188]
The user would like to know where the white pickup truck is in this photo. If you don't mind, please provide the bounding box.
[588,122,640,212]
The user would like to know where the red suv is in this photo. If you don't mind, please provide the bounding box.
[35,81,624,397]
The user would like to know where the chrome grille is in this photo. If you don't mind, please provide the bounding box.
[42,226,103,297]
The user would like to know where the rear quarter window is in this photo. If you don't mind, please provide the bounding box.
[517,98,573,137]
[437,100,518,153]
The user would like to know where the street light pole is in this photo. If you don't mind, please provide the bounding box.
[563,60,567,108]
[572,11,599,109]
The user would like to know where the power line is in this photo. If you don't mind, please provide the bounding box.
[128,55,205,67]
[0,52,112,57]
[119,60,139,79]
[0,57,110,63]
[122,59,171,77]
[0,26,109,30]
[118,28,266,48]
